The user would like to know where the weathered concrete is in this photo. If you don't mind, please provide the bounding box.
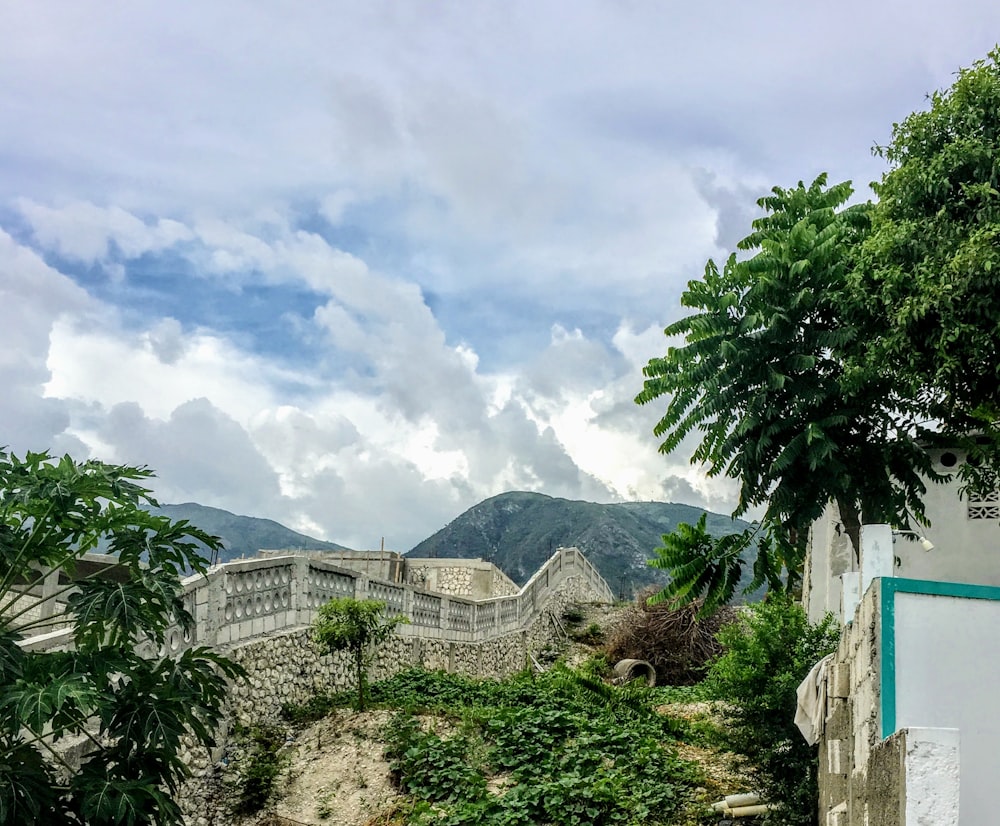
[815,581,964,826]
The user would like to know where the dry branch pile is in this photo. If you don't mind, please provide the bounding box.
[604,592,737,686]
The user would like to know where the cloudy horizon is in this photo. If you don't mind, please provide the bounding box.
[2,4,998,550]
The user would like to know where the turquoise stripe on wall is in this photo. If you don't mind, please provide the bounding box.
[879,577,1000,739]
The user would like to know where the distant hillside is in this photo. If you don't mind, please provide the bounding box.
[152,503,349,564]
[406,492,758,599]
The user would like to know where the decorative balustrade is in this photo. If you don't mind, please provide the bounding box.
[18,546,613,654]
[412,591,442,626]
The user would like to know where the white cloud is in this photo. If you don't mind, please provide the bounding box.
[17,200,193,263]
[96,399,283,516]
[3,2,999,551]
[44,317,287,424]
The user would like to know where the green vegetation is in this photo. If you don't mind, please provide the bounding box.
[312,597,408,711]
[229,724,289,816]
[638,48,1000,609]
[860,46,1000,433]
[368,667,706,826]
[0,450,243,825]
[705,597,840,825]
[275,596,841,824]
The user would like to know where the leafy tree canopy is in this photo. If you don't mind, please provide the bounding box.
[638,48,1000,611]
[859,46,1000,451]
[0,450,243,825]
[638,176,938,609]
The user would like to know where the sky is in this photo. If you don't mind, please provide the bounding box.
[2,3,999,551]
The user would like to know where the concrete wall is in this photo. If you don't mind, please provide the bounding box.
[890,584,1000,823]
[255,550,520,598]
[257,549,405,582]
[403,557,519,598]
[804,454,1000,624]
[816,578,975,825]
[22,547,611,658]
[20,547,613,826]
[174,556,609,826]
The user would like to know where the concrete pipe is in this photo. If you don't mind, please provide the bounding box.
[613,658,656,686]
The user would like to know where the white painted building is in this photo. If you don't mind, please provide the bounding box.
[804,447,1000,825]
[803,446,1000,625]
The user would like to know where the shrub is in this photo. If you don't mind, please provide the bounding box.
[705,596,839,825]
[312,597,408,711]
[231,725,289,816]
[373,667,704,825]
[0,450,243,825]
[604,592,737,685]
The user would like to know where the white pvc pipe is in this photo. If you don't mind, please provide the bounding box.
[725,793,761,808]
[711,792,761,812]
[730,804,774,818]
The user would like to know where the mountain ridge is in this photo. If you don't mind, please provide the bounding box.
[406,491,756,598]
[147,495,758,600]
[151,502,349,563]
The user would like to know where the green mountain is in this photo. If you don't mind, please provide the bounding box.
[152,503,349,564]
[407,491,757,600]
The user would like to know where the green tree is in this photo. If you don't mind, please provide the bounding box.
[637,176,941,608]
[859,46,1000,463]
[0,449,243,825]
[639,50,1000,611]
[706,596,839,826]
[312,597,407,711]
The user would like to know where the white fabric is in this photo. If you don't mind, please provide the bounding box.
[794,653,834,745]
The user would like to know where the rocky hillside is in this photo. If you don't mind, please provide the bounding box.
[407,492,756,598]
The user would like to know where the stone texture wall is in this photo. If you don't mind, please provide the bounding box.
[491,566,519,597]
[817,582,882,825]
[177,568,609,825]
[403,558,518,599]
[405,563,474,595]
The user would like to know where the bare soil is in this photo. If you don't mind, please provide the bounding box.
[273,710,400,826]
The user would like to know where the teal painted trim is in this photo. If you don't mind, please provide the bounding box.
[880,579,896,739]
[879,576,1000,738]
[883,576,1000,602]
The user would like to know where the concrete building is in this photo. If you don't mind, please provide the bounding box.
[802,447,1000,825]
[803,446,1000,624]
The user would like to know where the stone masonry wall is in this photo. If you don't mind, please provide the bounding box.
[817,584,884,826]
[402,558,518,599]
[177,570,607,825]
[491,566,519,597]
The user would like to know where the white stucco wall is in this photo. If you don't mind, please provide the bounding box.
[892,589,1000,824]
[805,449,1000,624]
[804,502,855,623]
[893,453,1000,586]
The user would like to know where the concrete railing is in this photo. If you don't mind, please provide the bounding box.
[19,546,613,655]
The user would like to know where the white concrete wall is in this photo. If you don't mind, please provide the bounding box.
[892,454,1000,586]
[893,588,1000,824]
[19,546,614,654]
[804,502,856,623]
[901,728,960,826]
[805,454,1000,623]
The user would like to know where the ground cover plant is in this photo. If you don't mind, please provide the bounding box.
[312,666,709,826]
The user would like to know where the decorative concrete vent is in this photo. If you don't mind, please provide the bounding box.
[967,488,1000,520]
